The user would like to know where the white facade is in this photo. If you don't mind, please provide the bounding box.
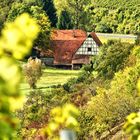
[75,37,99,55]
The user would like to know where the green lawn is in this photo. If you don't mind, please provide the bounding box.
[97,33,137,44]
[20,67,80,92]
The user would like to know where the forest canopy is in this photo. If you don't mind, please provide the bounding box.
[0,0,140,34]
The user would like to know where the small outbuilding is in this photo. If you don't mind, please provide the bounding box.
[51,30,102,69]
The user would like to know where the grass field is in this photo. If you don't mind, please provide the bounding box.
[20,67,80,92]
[97,33,137,44]
[20,32,137,92]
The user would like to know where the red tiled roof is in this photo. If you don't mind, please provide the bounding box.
[51,30,102,65]
[90,32,102,46]
[51,30,87,64]
[51,30,87,40]
[52,40,85,64]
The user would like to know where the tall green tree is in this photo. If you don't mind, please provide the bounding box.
[0,0,14,32]
[23,0,58,27]
[53,0,91,29]
[43,0,57,27]
[57,10,73,29]
[93,40,134,78]
[7,1,51,49]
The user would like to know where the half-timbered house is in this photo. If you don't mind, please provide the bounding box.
[51,30,102,69]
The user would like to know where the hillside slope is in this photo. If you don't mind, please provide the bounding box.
[87,0,140,34]
[93,0,140,8]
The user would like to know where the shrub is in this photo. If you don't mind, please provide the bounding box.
[132,46,140,59]
[123,54,137,68]
[95,23,113,33]
[63,71,90,92]
[78,55,140,138]
[84,90,138,138]
[17,90,49,139]
[93,40,134,79]
[124,75,140,140]
[81,64,93,74]
[110,63,140,95]
[50,88,70,107]
[63,78,77,92]
[78,108,97,139]
[17,87,70,139]
[70,88,92,107]
[76,71,90,83]
[23,57,42,89]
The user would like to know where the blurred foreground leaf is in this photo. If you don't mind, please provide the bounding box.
[0,13,39,139]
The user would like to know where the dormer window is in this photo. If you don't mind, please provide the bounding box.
[88,47,91,52]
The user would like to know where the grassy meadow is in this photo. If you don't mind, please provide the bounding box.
[97,33,137,44]
[20,66,80,92]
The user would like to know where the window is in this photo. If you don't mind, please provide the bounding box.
[88,47,91,52]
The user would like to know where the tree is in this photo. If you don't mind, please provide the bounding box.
[53,0,91,29]
[30,6,51,49]
[43,0,57,27]
[22,0,58,27]
[0,0,14,31]
[93,40,134,78]
[23,57,42,89]
[95,22,113,33]
[57,10,73,29]
[7,2,30,21]
[7,1,51,49]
